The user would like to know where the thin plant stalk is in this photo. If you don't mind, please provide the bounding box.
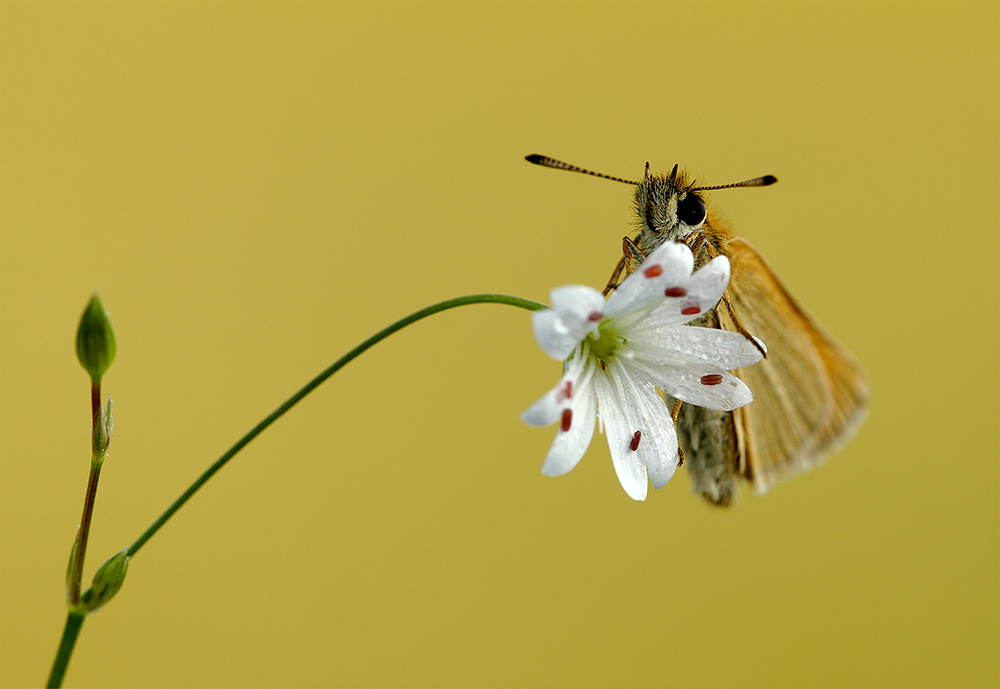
[47,293,544,687]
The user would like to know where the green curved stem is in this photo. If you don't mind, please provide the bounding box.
[47,611,85,688]
[48,293,545,687]
[127,293,544,557]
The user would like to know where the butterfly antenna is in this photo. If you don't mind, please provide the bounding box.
[525,154,639,186]
[693,175,777,192]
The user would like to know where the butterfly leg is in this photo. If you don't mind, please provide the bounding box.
[602,257,626,296]
[671,398,685,466]
[602,237,648,295]
[720,292,767,358]
[685,233,707,256]
[622,236,646,274]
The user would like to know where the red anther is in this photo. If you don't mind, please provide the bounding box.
[700,374,723,386]
[560,408,573,432]
[630,430,642,452]
[588,311,603,322]
[560,380,572,400]
[643,264,663,278]
[681,305,700,315]
[664,287,687,297]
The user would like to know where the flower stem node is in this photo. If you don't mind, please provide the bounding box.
[76,293,116,383]
[65,529,81,604]
[521,241,766,501]
[93,397,113,461]
[80,548,129,613]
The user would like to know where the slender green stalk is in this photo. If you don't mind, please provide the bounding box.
[67,382,104,606]
[52,295,118,687]
[67,463,103,605]
[48,611,85,688]
[51,381,107,688]
[127,293,543,556]
[50,293,543,687]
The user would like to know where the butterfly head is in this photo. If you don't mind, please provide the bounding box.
[633,163,708,248]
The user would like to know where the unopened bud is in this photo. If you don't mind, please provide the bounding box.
[80,548,129,612]
[76,293,116,383]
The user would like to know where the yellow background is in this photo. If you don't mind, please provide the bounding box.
[2,2,997,687]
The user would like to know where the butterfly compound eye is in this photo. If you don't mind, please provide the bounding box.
[676,193,706,227]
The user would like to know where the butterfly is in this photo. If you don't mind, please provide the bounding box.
[527,154,869,505]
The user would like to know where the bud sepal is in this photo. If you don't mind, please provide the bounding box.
[65,528,81,605]
[80,548,129,612]
[93,397,113,462]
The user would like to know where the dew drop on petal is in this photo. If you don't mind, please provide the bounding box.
[682,305,700,315]
[630,430,642,451]
[560,408,573,432]
[700,374,723,386]
[664,286,687,297]
[643,264,663,278]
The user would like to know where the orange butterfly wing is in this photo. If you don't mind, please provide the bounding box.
[719,237,869,493]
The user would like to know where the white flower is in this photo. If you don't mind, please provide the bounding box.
[521,241,765,501]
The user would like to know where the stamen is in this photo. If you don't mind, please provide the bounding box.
[643,264,663,278]
[700,374,723,386]
[681,305,700,315]
[560,380,572,400]
[664,287,687,297]
[588,311,603,322]
[630,430,642,452]
[560,408,573,432]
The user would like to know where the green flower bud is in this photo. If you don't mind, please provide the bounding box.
[80,548,129,612]
[76,293,116,383]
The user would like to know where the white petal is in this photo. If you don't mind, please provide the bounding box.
[637,255,731,329]
[540,376,597,477]
[531,309,578,362]
[550,284,605,315]
[656,368,754,411]
[612,363,680,489]
[593,371,648,501]
[684,254,730,310]
[521,352,590,426]
[532,285,605,360]
[520,379,568,427]
[627,326,765,371]
[520,356,599,477]
[604,241,694,317]
[645,438,679,489]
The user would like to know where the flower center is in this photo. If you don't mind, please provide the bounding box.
[587,321,623,365]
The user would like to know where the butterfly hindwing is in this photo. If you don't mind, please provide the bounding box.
[721,237,869,493]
